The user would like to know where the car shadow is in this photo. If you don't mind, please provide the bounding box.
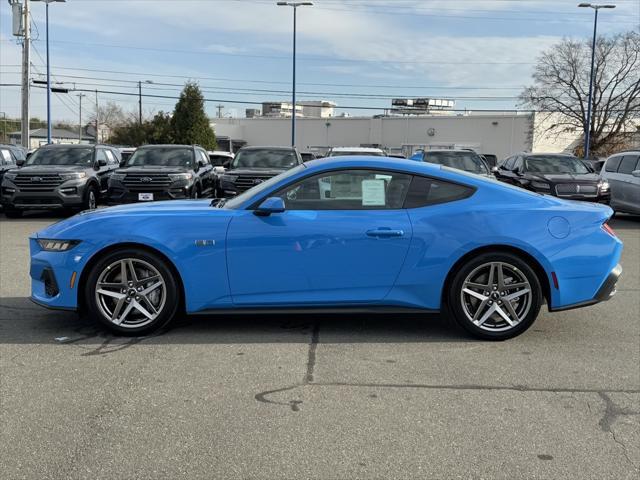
[0,296,473,345]
[610,214,640,230]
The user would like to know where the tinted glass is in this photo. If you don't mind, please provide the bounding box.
[276,169,411,210]
[96,149,107,163]
[121,151,134,162]
[209,154,231,166]
[328,150,385,157]
[105,150,118,165]
[26,147,93,166]
[233,149,298,169]
[1,149,13,165]
[503,156,515,170]
[127,148,194,167]
[524,156,589,174]
[11,148,25,161]
[423,151,488,175]
[404,176,474,208]
[604,156,622,172]
[617,155,640,175]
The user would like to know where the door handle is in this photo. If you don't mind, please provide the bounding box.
[366,228,404,238]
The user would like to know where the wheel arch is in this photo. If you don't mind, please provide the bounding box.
[77,242,186,314]
[442,244,551,308]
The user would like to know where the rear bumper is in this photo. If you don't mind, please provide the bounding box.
[549,263,622,312]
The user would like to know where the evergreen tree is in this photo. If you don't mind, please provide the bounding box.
[171,82,216,149]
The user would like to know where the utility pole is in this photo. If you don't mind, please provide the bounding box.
[76,93,85,142]
[94,89,99,144]
[20,0,31,149]
[216,104,224,118]
[138,81,142,125]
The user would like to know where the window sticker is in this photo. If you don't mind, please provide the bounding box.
[362,179,386,206]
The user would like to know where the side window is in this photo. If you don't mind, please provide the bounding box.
[197,150,208,165]
[512,156,523,172]
[96,149,107,164]
[502,156,515,170]
[404,176,475,208]
[617,155,639,175]
[604,155,622,173]
[275,169,412,210]
[1,149,13,165]
[11,149,25,161]
[104,150,117,165]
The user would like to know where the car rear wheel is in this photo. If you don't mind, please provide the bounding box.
[448,252,542,340]
[85,249,180,335]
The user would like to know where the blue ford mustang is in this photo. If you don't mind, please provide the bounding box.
[30,156,622,340]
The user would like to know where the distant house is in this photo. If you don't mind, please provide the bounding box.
[9,128,95,149]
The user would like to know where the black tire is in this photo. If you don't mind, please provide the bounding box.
[447,252,542,341]
[191,185,200,199]
[4,207,23,218]
[84,248,180,336]
[83,184,99,211]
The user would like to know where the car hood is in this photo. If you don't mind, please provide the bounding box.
[34,200,224,239]
[116,166,191,174]
[16,165,89,174]
[225,167,289,176]
[528,172,601,183]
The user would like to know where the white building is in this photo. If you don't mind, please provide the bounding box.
[261,102,303,118]
[298,101,337,118]
[212,113,534,159]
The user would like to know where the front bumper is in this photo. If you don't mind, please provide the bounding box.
[549,263,622,312]
[107,182,192,204]
[1,181,88,209]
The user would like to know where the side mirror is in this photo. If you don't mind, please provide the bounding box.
[632,170,640,178]
[16,159,25,167]
[96,159,107,168]
[254,197,285,216]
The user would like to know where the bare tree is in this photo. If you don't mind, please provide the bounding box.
[521,31,640,156]
[89,101,127,130]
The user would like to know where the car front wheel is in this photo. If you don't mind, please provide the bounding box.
[85,249,180,335]
[448,252,542,340]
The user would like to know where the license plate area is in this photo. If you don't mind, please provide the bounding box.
[138,193,154,201]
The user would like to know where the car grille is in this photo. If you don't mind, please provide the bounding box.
[234,174,276,192]
[555,184,598,197]
[13,173,63,192]
[123,173,172,192]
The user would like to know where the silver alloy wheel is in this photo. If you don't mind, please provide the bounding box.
[88,190,97,210]
[95,258,166,328]
[460,261,532,332]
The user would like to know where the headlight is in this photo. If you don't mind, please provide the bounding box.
[598,180,610,192]
[531,180,551,190]
[4,172,18,181]
[60,172,87,181]
[37,239,80,251]
[110,173,126,182]
[221,174,238,182]
[169,173,193,182]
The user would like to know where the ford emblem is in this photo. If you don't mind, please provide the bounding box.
[141,177,152,183]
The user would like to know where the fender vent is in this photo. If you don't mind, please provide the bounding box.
[41,268,60,297]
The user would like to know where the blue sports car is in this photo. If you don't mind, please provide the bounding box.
[29,156,622,340]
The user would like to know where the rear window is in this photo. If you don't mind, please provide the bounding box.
[605,156,623,172]
[404,176,475,208]
[617,155,640,175]
[423,151,488,175]
[127,148,194,167]
[233,149,298,169]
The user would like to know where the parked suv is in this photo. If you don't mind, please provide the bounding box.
[494,153,610,203]
[600,151,640,214]
[0,144,26,185]
[217,146,302,197]
[107,144,214,204]
[1,144,120,217]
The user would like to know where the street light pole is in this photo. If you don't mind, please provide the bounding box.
[578,3,616,159]
[277,1,313,147]
[33,0,66,145]
[138,80,153,124]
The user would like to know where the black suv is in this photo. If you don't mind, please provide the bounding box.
[107,145,214,204]
[493,153,610,203]
[217,146,302,197]
[0,144,26,186]
[1,144,121,217]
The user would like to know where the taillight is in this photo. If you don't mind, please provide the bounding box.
[602,221,617,238]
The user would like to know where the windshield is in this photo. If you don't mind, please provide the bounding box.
[221,164,306,209]
[232,149,298,169]
[329,150,385,157]
[423,151,488,174]
[26,147,93,166]
[126,147,193,167]
[525,156,590,174]
[209,154,231,166]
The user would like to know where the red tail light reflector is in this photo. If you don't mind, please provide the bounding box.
[602,222,617,239]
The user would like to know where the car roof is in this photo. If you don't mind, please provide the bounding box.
[239,146,296,151]
[208,150,234,156]
[136,144,194,149]
[330,147,384,152]
[521,152,577,158]
[423,149,480,154]
[39,143,98,149]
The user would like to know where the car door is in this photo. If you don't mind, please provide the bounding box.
[94,148,112,193]
[494,156,515,183]
[196,149,213,194]
[615,154,640,211]
[225,169,414,306]
[603,155,625,209]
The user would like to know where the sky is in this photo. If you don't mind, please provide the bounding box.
[0,0,638,125]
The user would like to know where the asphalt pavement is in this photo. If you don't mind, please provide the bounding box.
[1,211,638,479]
